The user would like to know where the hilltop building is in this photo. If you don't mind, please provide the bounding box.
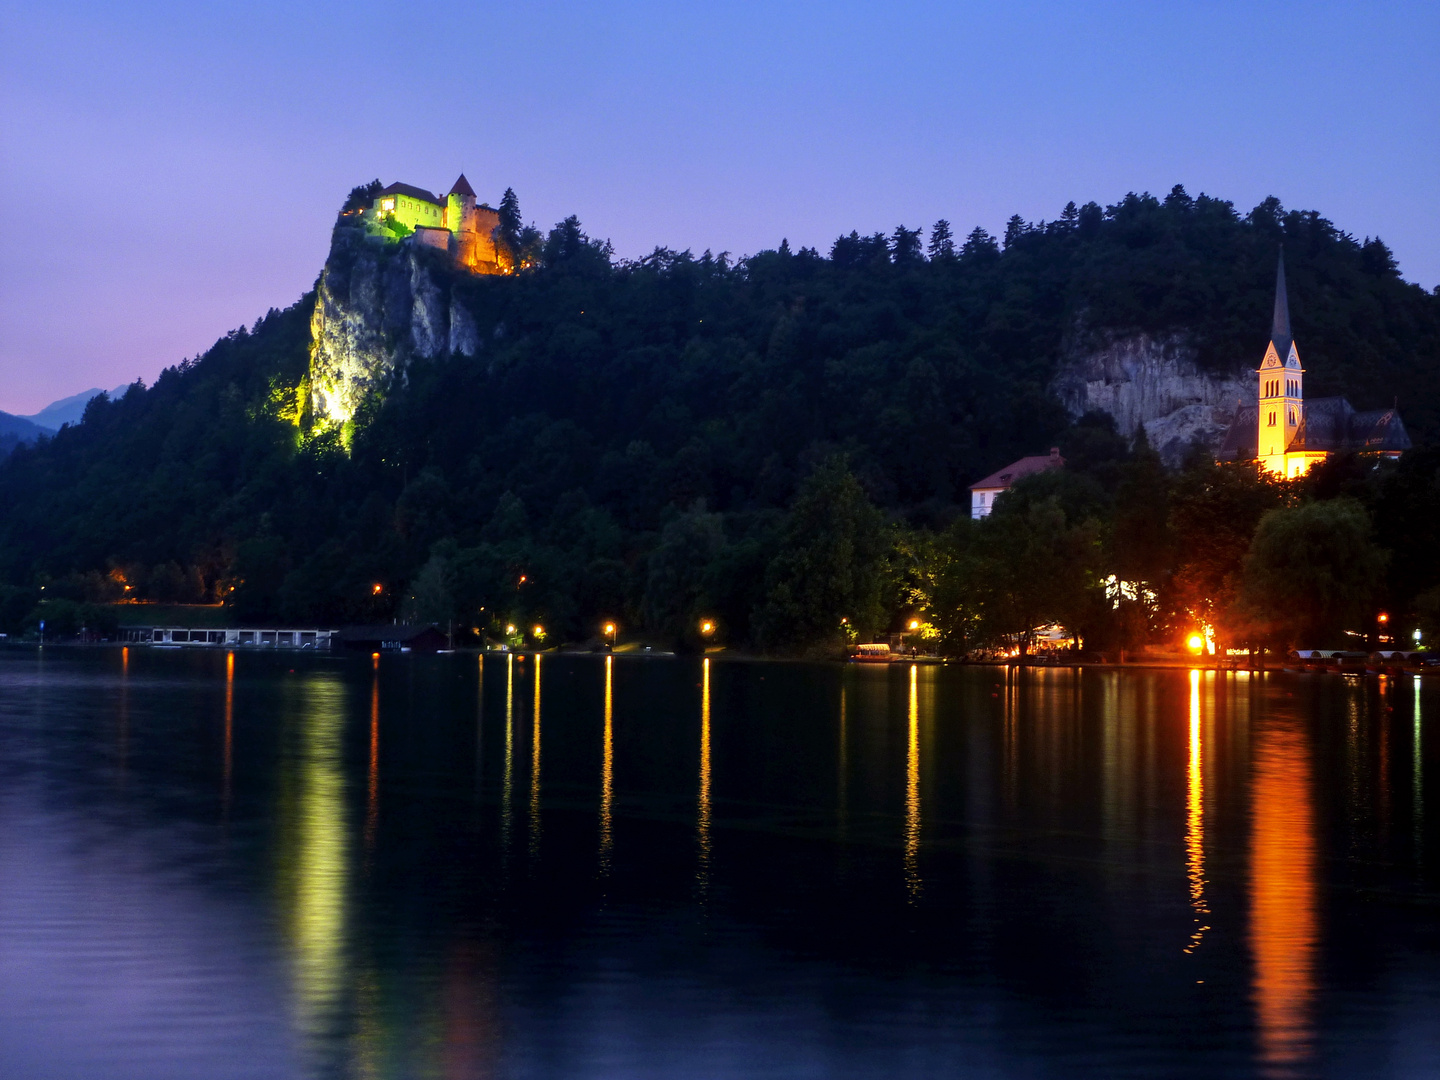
[369,175,504,274]
[1219,253,1409,476]
[968,448,1064,519]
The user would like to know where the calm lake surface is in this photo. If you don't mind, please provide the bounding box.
[1,647,1438,1079]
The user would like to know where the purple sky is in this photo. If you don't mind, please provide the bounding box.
[2,0,1436,415]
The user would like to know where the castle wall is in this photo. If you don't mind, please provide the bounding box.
[457,206,502,274]
[413,226,450,252]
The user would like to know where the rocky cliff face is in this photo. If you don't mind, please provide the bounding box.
[1049,333,1251,466]
[308,230,479,425]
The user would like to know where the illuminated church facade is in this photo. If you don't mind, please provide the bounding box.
[1218,252,1410,477]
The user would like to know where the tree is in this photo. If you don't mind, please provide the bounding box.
[642,503,725,643]
[970,495,1102,656]
[928,219,955,261]
[753,458,891,652]
[891,225,923,265]
[1167,462,1287,645]
[1238,498,1387,647]
[960,226,999,262]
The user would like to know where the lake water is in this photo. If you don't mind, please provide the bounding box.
[0,647,1437,1079]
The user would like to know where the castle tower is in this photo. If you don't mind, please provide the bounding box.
[446,173,477,236]
[1256,250,1305,476]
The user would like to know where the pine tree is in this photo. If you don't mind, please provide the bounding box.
[927,219,955,260]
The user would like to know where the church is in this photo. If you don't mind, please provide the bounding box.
[1218,252,1410,476]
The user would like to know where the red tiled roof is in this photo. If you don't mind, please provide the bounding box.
[969,450,1064,491]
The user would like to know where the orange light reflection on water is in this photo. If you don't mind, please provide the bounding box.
[697,658,712,897]
[1183,669,1210,953]
[904,664,921,902]
[1250,710,1318,1075]
[599,656,614,876]
[223,652,235,816]
[529,654,542,855]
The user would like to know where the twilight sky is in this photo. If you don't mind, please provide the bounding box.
[1,0,1436,415]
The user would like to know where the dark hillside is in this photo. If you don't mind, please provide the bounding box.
[1,186,1436,648]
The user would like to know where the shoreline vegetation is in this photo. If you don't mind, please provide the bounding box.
[1,185,1437,660]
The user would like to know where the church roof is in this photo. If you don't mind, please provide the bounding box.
[377,182,442,206]
[1270,248,1293,360]
[448,174,476,197]
[1217,397,1412,459]
[969,448,1064,491]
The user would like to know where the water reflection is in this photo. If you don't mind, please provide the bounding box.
[223,651,234,817]
[7,651,1438,1079]
[697,658,712,896]
[502,654,514,856]
[1184,670,1210,954]
[1250,708,1318,1075]
[904,664,921,902]
[475,655,484,802]
[365,666,379,856]
[1416,676,1424,861]
[530,654,542,856]
[279,674,351,1065]
[599,655,614,875]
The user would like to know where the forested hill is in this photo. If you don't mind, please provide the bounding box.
[1,186,1437,648]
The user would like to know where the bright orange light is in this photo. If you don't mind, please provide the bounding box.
[603,622,616,635]
[1187,633,1205,652]
[518,575,527,585]
[533,625,543,636]
[506,624,517,635]
[372,583,383,595]
[907,619,920,631]
[700,620,714,635]
[1378,612,1389,623]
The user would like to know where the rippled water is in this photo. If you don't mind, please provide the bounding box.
[1,647,1437,1078]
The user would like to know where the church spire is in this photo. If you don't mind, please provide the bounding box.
[1271,247,1292,356]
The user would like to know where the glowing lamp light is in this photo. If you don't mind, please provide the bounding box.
[700,620,715,636]
[372,583,383,595]
[1378,612,1389,624]
[907,619,921,631]
[603,623,616,635]
[518,575,527,585]
[533,625,544,636]
[506,624,517,635]
[1187,633,1205,653]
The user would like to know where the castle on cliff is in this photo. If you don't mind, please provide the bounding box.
[367,175,504,274]
[1218,252,1410,476]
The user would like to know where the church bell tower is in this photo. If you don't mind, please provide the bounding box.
[1256,249,1304,476]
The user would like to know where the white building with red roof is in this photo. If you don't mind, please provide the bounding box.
[968,447,1064,519]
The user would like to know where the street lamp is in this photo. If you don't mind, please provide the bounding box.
[603,622,617,648]
[1187,633,1204,653]
[907,619,920,631]
[699,619,715,637]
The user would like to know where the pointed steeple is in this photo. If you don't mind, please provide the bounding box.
[1271,247,1292,357]
[449,174,476,197]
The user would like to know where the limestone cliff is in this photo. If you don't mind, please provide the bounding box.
[308,229,479,425]
[1049,333,1251,466]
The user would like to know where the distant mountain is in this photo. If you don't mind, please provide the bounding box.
[0,411,53,458]
[22,386,128,430]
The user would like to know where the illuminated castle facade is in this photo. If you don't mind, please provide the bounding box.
[369,175,504,274]
[1218,252,1409,476]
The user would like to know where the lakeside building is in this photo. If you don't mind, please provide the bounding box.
[968,447,1064,519]
[1219,252,1410,476]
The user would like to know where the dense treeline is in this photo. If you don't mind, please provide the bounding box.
[1,185,1437,653]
